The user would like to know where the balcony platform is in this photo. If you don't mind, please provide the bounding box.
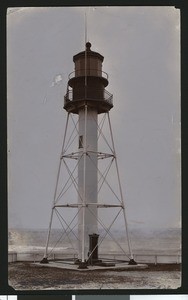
[64,98,113,114]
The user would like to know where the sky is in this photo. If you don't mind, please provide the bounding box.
[7,6,180,230]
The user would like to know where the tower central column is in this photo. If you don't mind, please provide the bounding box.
[78,106,98,261]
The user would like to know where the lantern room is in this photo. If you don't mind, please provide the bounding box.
[64,42,113,114]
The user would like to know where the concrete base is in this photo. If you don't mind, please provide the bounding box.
[40,257,49,264]
[34,260,148,271]
[78,261,88,269]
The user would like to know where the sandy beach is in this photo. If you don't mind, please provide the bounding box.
[8,262,181,290]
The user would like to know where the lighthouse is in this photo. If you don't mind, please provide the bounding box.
[64,42,113,265]
[41,42,136,268]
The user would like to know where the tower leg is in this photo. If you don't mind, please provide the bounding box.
[41,113,70,263]
[107,112,136,263]
[40,208,54,263]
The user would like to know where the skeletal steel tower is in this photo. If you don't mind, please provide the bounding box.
[41,42,136,268]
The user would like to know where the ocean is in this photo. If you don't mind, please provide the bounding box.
[8,227,181,264]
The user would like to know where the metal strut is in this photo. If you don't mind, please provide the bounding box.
[42,108,135,265]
